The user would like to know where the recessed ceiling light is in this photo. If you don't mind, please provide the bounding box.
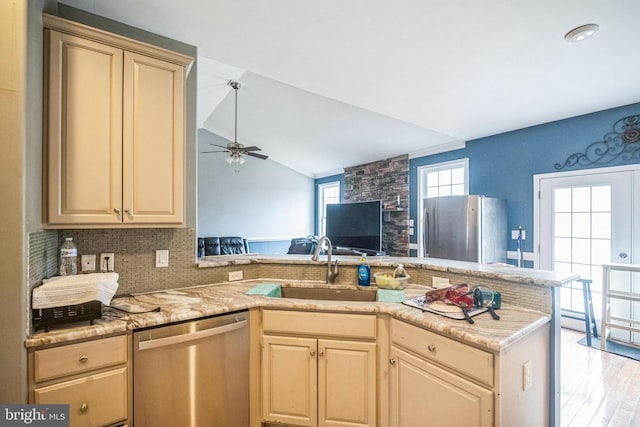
[564,24,599,43]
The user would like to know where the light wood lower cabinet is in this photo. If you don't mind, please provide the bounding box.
[260,310,377,427]
[29,334,131,427]
[389,346,493,427]
[389,318,550,427]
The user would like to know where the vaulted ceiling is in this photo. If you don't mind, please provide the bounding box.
[62,0,640,177]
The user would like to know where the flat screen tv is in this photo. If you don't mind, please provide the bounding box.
[326,200,382,253]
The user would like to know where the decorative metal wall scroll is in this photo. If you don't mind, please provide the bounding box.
[554,114,640,170]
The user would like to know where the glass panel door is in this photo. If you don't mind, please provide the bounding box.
[539,169,634,341]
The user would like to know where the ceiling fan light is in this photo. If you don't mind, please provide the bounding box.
[564,24,599,43]
[225,152,246,165]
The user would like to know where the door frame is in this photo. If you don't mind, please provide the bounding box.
[533,163,640,269]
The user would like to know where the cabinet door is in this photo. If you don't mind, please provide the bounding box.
[390,347,493,427]
[318,339,376,427]
[262,335,317,427]
[47,31,123,225]
[122,52,184,224]
[34,367,127,427]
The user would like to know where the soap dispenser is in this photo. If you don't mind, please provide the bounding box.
[357,254,371,286]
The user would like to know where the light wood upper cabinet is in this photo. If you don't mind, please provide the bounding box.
[122,52,184,224]
[43,15,191,227]
[46,31,124,225]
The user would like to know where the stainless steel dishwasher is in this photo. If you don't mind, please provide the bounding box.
[133,311,249,427]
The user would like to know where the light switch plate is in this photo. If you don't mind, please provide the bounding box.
[81,254,96,272]
[522,360,532,390]
[155,250,169,268]
[100,253,115,272]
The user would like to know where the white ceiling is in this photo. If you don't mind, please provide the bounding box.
[62,0,640,177]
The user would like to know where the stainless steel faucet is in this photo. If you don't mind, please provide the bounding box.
[312,236,339,284]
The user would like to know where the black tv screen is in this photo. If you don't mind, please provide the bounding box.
[326,200,382,252]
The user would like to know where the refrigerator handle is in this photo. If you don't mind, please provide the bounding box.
[423,211,429,257]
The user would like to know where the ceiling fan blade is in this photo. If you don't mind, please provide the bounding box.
[242,146,262,152]
[208,143,231,149]
[246,151,269,160]
[200,150,229,154]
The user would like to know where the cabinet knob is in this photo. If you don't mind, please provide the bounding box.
[124,209,132,215]
[427,344,436,353]
[80,403,88,413]
[310,350,316,357]
[79,355,88,363]
[389,358,396,365]
[113,207,121,214]
[318,350,324,357]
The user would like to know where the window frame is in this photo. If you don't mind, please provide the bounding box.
[417,158,469,256]
[317,181,341,236]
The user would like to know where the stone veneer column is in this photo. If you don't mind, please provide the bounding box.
[343,155,410,256]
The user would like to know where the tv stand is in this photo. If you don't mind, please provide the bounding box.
[334,246,386,256]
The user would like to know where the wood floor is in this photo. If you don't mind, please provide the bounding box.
[561,328,640,427]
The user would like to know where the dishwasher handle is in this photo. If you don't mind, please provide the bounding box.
[137,319,248,351]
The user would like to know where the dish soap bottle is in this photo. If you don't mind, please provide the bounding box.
[357,253,371,286]
[393,263,407,278]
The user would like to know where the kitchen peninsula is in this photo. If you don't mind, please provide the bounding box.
[26,256,576,427]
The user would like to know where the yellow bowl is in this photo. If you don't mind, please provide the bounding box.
[373,273,409,290]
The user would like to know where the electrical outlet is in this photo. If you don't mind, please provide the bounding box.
[100,253,115,272]
[228,271,243,281]
[511,230,526,240]
[432,276,450,288]
[409,219,414,227]
[409,227,414,236]
[155,250,169,268]
[522,360,532,391]
[81,254,96,272]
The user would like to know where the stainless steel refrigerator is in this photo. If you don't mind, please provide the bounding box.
[423,195,507,263]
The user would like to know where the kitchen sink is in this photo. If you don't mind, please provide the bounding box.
[280,286,377,302]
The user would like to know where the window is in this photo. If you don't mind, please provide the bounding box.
[421,159,468,198]
[417,159,469,256]
[317,181,340,236]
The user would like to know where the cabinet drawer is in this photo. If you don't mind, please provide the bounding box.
[34,367,127,427]
[34,335,127,382]
[391,319,494,386]
[263,310,376,339]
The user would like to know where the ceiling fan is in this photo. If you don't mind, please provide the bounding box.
[201,80,269,165]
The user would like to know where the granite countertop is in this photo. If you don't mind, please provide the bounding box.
[197,254,578,287]
[26,279,550,353]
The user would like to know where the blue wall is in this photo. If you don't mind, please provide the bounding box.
[315,103,640,266]
[409,103,640,266]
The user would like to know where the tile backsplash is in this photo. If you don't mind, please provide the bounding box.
[29,228,209,295]
[28,230,58,290]
[27,228,553,316]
